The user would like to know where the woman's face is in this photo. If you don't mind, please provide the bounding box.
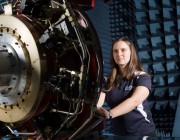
[112,40,131,68]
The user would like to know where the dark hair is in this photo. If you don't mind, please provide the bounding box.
[108,37,144,90]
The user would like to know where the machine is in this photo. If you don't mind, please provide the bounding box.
[0,0,104,139]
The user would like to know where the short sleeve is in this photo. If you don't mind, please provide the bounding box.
[136,75,151,92]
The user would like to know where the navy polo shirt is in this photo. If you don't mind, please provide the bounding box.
[104,74,155,136]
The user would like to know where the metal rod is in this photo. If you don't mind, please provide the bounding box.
[6,125,38,136]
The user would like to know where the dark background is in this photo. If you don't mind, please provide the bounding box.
[86,0,180,137]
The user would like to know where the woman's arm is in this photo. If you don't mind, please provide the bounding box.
[97,86,150,119]
[96,92,106,107]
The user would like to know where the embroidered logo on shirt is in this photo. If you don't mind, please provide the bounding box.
[124,85,133,90]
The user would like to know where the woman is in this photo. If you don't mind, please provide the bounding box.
[97,37,155,136]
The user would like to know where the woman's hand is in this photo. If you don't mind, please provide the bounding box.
[97,107,110,120]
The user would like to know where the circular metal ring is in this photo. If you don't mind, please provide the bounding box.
[0,15,46,123]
